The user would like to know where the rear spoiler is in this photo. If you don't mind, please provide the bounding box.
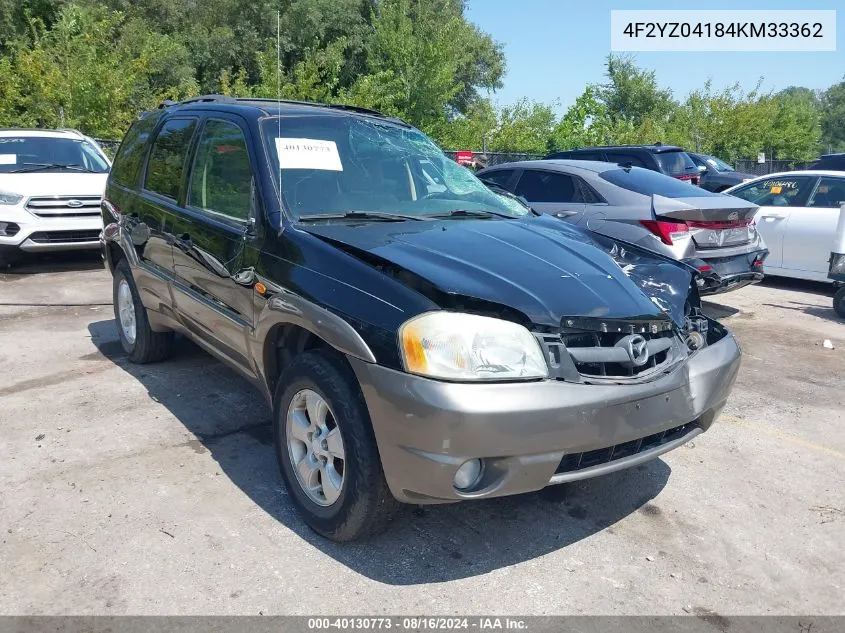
[651,194,759,222]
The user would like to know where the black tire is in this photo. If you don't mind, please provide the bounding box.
[273,349,398,541]
[0,247,22,270]
[113,259,173,363]
[834,286,845,320]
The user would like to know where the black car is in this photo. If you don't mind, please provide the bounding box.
[101,95,741,541]
[545,144,700,185]
[687,152,755,192]
[811,153,845,171]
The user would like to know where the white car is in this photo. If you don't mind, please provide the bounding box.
[0,128,110,266]
[726,170,845,283]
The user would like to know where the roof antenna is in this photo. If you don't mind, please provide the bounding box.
[277,9,282,198]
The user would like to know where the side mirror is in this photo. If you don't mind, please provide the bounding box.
[697,165,708,174]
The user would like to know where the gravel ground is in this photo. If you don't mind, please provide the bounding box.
[0,252,843,615]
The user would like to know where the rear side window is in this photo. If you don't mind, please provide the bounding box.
[480,169,515,189]
[807,177,845,208]
[600,167,719,198]
[145,118,197,200]
[729,176,815,207]
[189,120,252,220]
[654,150,696,176]
[605,151,648,168]
[515,170,577,203]
[548,150,606,161]
[111,115,160,187]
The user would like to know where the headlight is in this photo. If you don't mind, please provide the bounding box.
[399,312,548,381]
[0,190,23,205]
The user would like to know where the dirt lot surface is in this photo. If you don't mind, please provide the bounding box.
[1,253,843,615]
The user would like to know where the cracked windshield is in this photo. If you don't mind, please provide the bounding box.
[262,116,529,219]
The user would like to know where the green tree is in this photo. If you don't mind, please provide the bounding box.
[551,86,612,150]
[0,3,196,136]
[596,54,675,128]
[821,81,845,153]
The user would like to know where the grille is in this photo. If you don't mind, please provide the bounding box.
[562,329,677,380]
[554,422,697,475]
[0,222,20,237]
[26,195,102,218]
[28,230,100,244]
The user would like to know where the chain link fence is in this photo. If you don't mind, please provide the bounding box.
[733,159,817,176]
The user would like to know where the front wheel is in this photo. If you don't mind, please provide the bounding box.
[834,286,845,320]
[273,350,398,541]
[113,259,173,363]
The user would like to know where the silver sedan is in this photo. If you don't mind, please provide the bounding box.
[479,159,769,295]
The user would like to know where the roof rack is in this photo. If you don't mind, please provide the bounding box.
[157,94,410,126]
[57,128,86,138]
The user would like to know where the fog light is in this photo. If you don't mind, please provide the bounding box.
[453,459,483,491]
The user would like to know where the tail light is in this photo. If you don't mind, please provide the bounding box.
[640,219,689,245]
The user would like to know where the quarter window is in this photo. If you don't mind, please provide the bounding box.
[514,170,577,203]
[480,169,515,189]
[112,115,159,187]
[145,118,197,200]
[189,120,253,220]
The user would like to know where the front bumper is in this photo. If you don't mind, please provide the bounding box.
[690,249,768,296]
[350,331,741,504]
[0,206,102,253]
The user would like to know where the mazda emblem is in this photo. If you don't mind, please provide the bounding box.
[623,334,650,366]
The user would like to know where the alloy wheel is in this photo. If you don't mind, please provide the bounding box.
[117,279,137,345]
[285,389,346,506]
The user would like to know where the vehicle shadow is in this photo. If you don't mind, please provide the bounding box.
[88,318,672,585]
[0,250,103,276]
[758,278,843,324]
[701,301,740,320]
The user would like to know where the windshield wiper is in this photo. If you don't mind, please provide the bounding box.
[297,211,424,223]
[422,208,513,220]
[11,163,96,173]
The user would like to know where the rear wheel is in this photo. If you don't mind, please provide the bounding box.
[834,286,845,320]
[273,350,398,541]
[113,259,173,363]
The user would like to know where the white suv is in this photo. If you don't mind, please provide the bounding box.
[0,128,110,266]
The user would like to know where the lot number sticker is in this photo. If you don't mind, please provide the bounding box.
[0,154,16,165]
[275,138,343,171]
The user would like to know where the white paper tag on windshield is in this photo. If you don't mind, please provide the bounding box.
[0,154,16,165]
[275,138,343,171]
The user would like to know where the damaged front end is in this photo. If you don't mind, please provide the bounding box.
[540,232,728,384]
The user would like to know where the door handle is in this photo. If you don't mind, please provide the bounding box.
[554,210,578,218]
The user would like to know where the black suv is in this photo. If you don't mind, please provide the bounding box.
[546,144,700,185]
[101,96,740,541]
[811,153,845,171]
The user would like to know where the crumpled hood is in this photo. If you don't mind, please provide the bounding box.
[0,173,108,197]
[301,215,695,329]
